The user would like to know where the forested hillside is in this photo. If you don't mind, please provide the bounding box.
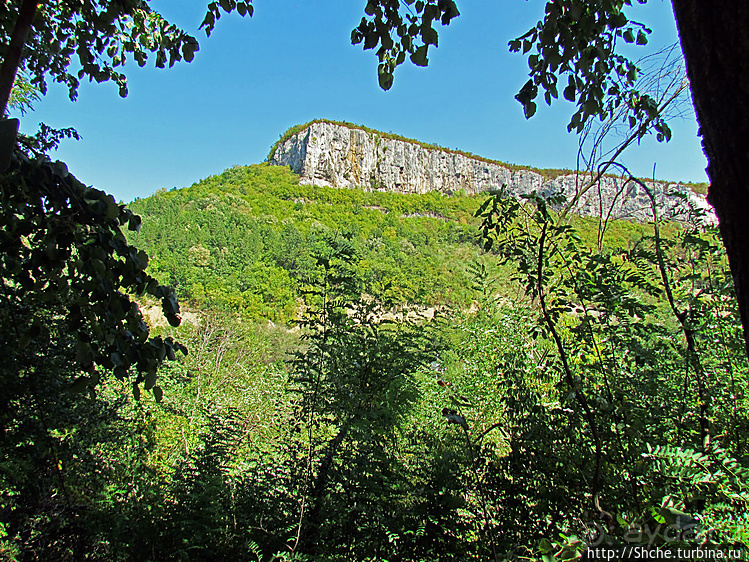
[126,162,662,322]
[5,156,749,560]
[126,162,496,321]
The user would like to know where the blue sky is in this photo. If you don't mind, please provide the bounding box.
[17,0,708,203]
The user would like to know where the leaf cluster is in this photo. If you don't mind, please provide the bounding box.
[1,149,185,397]
[475,188,749,557]
[1,0,204,100]
[350,0,459,90]
[200,0,254,36]
[510,0,672,145]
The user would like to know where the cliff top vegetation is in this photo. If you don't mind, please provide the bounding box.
[269,119,710,194]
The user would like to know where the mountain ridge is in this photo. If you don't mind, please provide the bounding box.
[268,119,714,224]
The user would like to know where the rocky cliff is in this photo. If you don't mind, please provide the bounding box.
[269,120,714,223]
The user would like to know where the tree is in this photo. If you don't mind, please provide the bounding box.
[0,5,249,554]
[506,0,749,357]
[0,0,254,113]
[0,0,255,393]
[351,0,749,358]
[669,2,749,359]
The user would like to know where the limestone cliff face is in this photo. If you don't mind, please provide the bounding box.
[269,121,714,223]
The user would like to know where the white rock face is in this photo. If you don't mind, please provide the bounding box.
[270,121,715,223]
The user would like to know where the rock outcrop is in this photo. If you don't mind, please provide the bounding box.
[269,120,714,223]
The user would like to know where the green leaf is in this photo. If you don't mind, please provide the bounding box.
[421,25,438,47]
[105,198,119,219]
[539,538,553,554]
[364,31,379,50]
[144,368,157,390]
[410,46,428,67]
[378,71,393,90]
[442,1,459,23]
[609,12,627,29]
[76,340,94,365]
[563,84,576,102]
[162,295,179,315]
[182,41,198,63]
[69,375,90,393]
[127,215,141,232]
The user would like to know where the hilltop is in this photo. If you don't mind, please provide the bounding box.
[269,120,713,223]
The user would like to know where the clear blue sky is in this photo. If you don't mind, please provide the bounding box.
[17,0,708,203]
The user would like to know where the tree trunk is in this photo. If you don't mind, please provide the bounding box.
[671,1,749,358]
[0,0,38,116]
[301,417,353,554]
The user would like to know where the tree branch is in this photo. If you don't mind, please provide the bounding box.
[0,0,38,117]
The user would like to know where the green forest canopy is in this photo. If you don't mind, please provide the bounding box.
[127,162,669,321]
